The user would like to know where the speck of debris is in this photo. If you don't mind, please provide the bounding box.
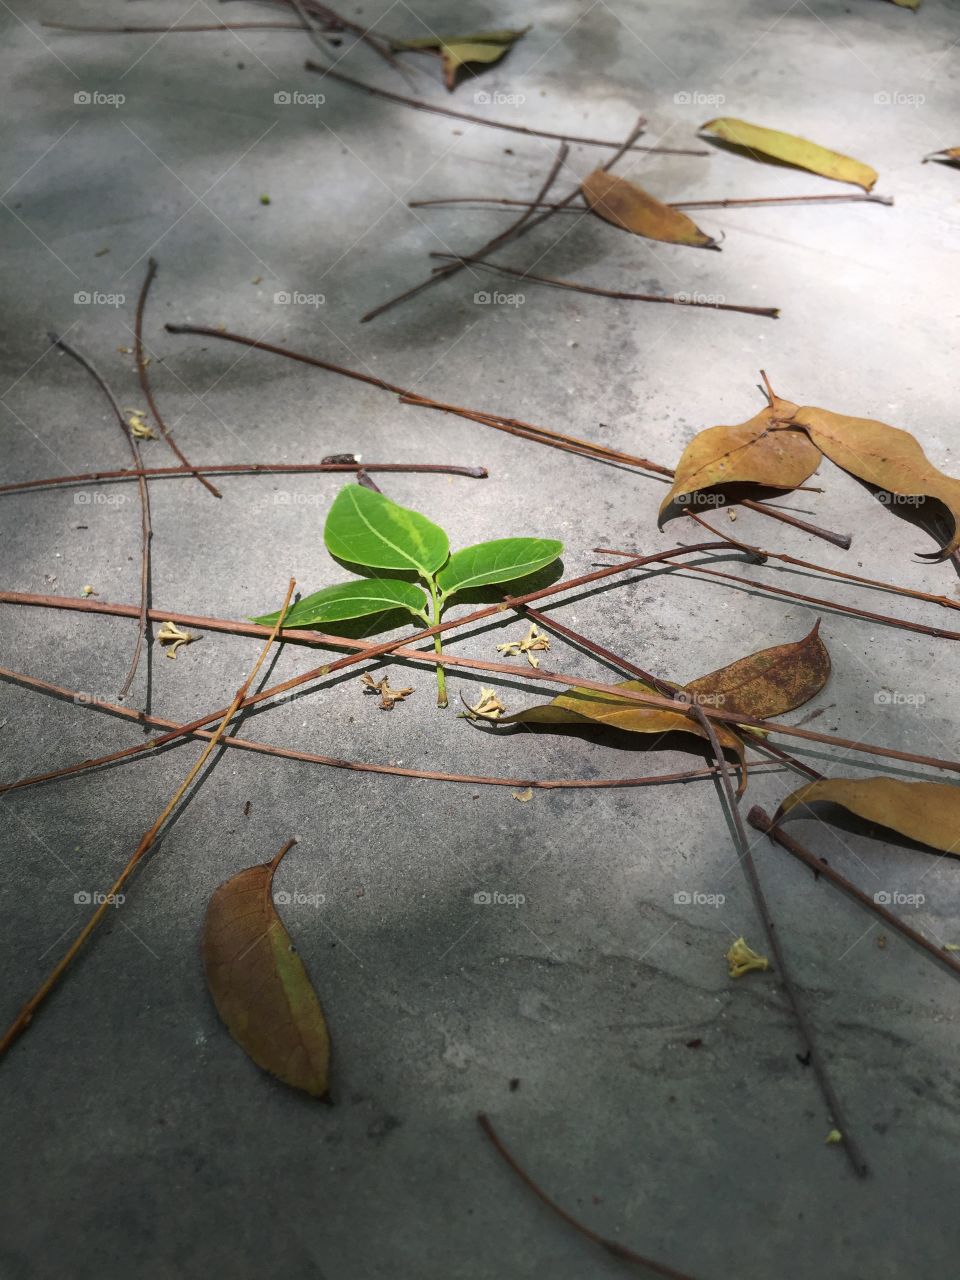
[685,1038,703,1049]
[509,1077,520,1091]
[95,248,109,257]
[243,800,251,817]
[260,193,271,205]
[876,934,887,949]
[796,1050,812,1067]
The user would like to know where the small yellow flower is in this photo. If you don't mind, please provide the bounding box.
[462,687,507,721]
[726,936,770,979]
[81,584,97,597]
[157,620,196,659]
[496,623,551,669]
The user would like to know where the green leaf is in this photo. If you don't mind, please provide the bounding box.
[437,537,563,599]
[323,484,449,576]
[253,579,428,629]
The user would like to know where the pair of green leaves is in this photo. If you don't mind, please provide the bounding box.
[255,483,563,630]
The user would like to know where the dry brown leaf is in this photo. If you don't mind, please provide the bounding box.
[683,620,830,720]
[775,777,960,857]
[777,405,960,560]
[658,394,820,526]
[203,841,331,1097]
[700,117,877,191]
[581,170,719,249]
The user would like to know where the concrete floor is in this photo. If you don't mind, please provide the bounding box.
[2,1,959,1277]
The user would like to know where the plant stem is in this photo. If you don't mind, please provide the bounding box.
[426,576,447,707]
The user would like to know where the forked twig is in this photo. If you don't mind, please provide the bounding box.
[135,259,220,497]
[49,333,152,702]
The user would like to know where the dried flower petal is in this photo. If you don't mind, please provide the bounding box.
[361,672,414,710]
[157,619,197,658]
[496,623,551,668]
[462,687,507,720]
[726,935,770,978]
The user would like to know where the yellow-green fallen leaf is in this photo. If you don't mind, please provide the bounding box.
[391,28,528,91]
[700,117,877,191]
[775,777,960,857]
[581,170,719,249]
[658,391,819,526]
[203,840,330,1097]
[775,404,960,560]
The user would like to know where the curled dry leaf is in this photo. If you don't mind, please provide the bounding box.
[682,620,830,720]
[500,624,831,795]
[658,393,819,526]
[776,406,960,559]
[581,170,719,249]
[775,777,960,857]
[203,840,331,1097]
[700,117,878,191]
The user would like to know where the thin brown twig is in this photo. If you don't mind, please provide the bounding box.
[361,140,572,322]
[49,333,151,702]
[429,253,780,318]
[477,1114,698,1278]
[135,259,220,497]
[681,510,960,612]
[0,580,296,1059]
[3,578,960,777]
[163,323,852,549]
[410,192,894,210]
[0,660,783,796]
[0,461,487,498]
[304,62,708,154]
[747,807,960,981]
[42,19,305,32]
[689,705,869,1178]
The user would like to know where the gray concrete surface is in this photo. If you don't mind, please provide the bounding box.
[2,1,959,1277]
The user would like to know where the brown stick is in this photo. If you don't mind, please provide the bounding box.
[3,580,960,777]
[429,253,780,318]
[42,20,305,32]
[411,192,894,211]
[162,323,852,549]
[0,661,781,795]
[304,62,708,155]
[477,1114,698,1278]
[135,259,220,498]
[681,510,960,612]
[747,808,960,982]
[49,333,151,702]
[0,461,487,498]
[361,140,572,322]
[0,580,295,1059]
[690,706,868,1178]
